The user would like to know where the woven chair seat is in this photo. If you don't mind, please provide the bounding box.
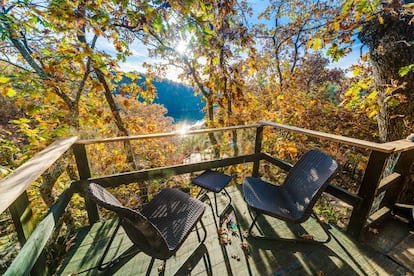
[192,170,232,193]
[141,188,206,253]
[244,177,303,222]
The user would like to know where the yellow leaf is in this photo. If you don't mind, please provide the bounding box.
[357,162,366,171]
[299,233,314,240]
[312,38,323,51]
[288,146,298,156]
[368,110,377,118]
[0,76,9,84]
[378,15,384,24]
[367,91,378,100]
[353,67,361,76]
[5,87,16,97]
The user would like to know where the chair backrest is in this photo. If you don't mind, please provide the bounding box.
[283,150,338,222]
[88,183,169,258]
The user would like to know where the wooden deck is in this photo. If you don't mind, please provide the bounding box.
[58,186,410,275]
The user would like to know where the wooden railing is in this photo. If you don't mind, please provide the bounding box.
[258,121,414,236]
[2,121,414,275]
[0,137,78,275]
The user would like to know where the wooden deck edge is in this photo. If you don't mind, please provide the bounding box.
[5,188,74,276]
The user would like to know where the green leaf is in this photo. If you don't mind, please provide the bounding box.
[40,48,52,55]
[153,14,163,33]
[399,64,414,77]
[54,126,69,136]
[28,16,39,24]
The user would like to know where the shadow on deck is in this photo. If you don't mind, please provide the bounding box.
[58,185,410,276]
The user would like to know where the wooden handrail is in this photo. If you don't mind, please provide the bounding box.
[258,120,395,153]
[75,124,261,145]
[383,139,414,153]
[0,136,78,214]
[74,121,414,155]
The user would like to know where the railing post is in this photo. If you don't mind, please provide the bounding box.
[72,143,99,224]
[9,192,48,275]
[8,193,34,245]
[252,125,264,178]
[347,150,390,238]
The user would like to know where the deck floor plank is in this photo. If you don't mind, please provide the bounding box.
[58,186,409,275]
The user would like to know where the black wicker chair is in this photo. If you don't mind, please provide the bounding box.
[88,183,207,274]
[243,150,339,243]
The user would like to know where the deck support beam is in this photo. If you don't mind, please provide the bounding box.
[73,144,99,224]
[252,126,264,178]
[347,150,390,238]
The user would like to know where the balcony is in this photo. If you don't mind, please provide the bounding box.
[1,120,413,275]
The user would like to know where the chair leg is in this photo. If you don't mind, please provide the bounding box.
[173,219,208,275]
[145,257,156,276]
[198,188,232,220]
[197,188,220,218]
[195,218,208,243]
[97,219,122,270]
[247,210,331,244]
[197,221,212,276]
[145,220,207,276]
[97,219,140,271]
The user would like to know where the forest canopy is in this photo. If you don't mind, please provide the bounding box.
[0,0,412,180]
[1,0,412,149]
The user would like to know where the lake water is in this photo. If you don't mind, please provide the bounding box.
[167,110,205,124]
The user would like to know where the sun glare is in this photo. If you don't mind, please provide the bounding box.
[177,124,190,135]
[176,39,188,55]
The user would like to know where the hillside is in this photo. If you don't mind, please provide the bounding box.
[118,74,205,123]
[152,79,205,123]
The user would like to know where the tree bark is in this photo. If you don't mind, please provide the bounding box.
[95,68,137,169]
[359,12,414,142]
[206,97,220,158]
[360,10,414,204]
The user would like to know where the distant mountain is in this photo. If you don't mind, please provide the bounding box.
[117,74,205,123]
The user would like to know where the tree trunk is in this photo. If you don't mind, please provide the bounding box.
[95,68,137,170]
[206,97,220,158]
[359,12,414,142]
[359,10,414,204]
